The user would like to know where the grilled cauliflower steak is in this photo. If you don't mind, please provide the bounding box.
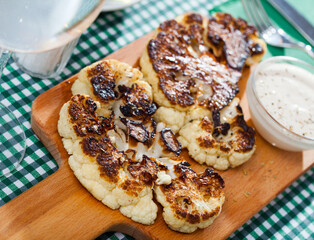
[178,98,256,170]
[58,58,226,233]
[58,94,159,224]
[69,137,159,224]
[58,11,265,232]
[154,160,225,233]
[140,12,265,112]
[140,12,263,169]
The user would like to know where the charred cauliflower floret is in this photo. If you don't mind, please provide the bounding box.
[205,12,266,69]
[140,12,265,114]
[116,82,156,120]
[72,59,144,116]
[178,98,256,170]
[69,136,159,224]
[58,95,159,225]
[154,159,225,233]
[140,12,260,169]
[58,94,114,154]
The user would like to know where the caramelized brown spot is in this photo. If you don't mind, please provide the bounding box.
[120,117,149,143]
[97,153,121,183]
[118,84,157,119]
[159,78,195,107]
[219,143,232,152]
[160,128,182,156]
[81,136,108,157]
[233,115,256,152]
[198,168,225,189]
[174,162,197,180]
[198,136,215,148]
[202,206,221,220]
[119,179,144,197]
[207,13,264,70]
[147,13,242,110]
[160,164,224,224]
[127,155,159,186]
[91,75,117,103]
[87,63,118,103]
[212,110,230,137]
[68,95,114,137]
[186,13,203,24]
[81,137,124,183]
[200,117,213,133]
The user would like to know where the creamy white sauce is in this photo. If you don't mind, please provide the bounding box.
[255,63,314,138]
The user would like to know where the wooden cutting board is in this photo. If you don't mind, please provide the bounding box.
[0,32,313,240]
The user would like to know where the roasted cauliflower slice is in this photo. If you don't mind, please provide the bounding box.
[58,58,228,231]
[205,12,266,70]
[72,59,144,116]
[140,12,266,113]
[58,95,161,224]
[178,98,256,170]
[58,94,114,154]
[58,87,183,226]
[69,136,158,225]
[154,159,225,233]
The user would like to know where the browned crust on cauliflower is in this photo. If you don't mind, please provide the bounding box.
[68,94,114,137]
[127,155,159,186]
[154,159,225,233]
[87,63,118,104]
[81,136,124,183]
[147,16,239,111]
[197,103,255,154]
[179,98,256,170]
[142,12,265,112]
[207,12,265,70]
[58,93,160,225]
[160,164,224,224]
[118,84,157,119]
[59,55,228,231]
[83,137,161,196]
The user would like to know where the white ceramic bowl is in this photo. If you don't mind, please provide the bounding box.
[246,56,314,151]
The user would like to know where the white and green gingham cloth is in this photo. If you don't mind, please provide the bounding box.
[0,0,313,239]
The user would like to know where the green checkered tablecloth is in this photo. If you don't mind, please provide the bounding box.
[0,0,313,239]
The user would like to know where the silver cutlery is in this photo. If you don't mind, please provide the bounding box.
[241,0,314,58]
[267,0,314,46]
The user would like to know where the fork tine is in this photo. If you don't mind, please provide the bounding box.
[241,0,253,23]
[244,0,314,57]
[242,0,256,25]
[251,0,270,33]
[243,0,262,31]
[241,0,265,33]
[255,0,273,28]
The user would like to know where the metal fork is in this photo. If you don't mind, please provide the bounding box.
[242,0,314,58]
